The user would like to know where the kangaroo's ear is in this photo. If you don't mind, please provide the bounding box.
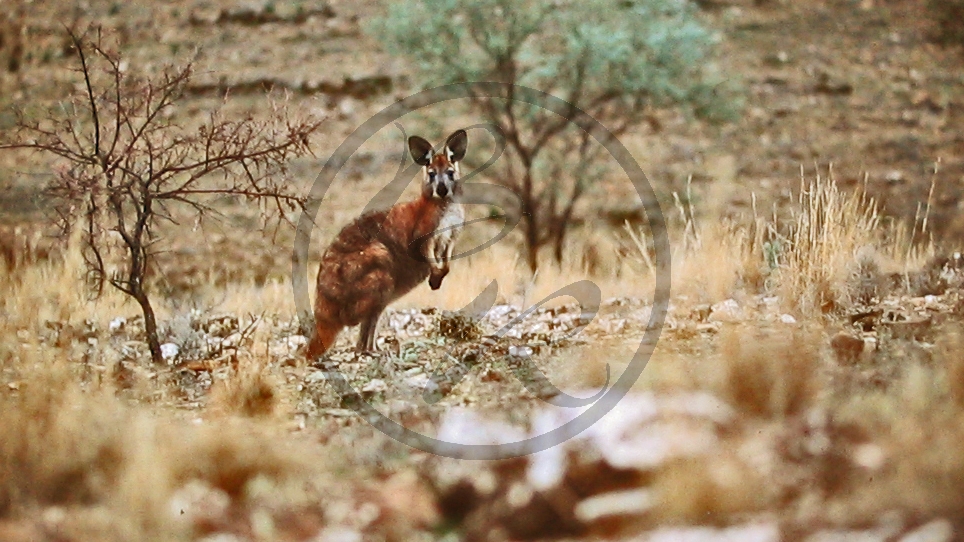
[408,136,434,166]
[445,129,468,162]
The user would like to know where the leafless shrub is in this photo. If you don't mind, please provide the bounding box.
[0,27,324,363]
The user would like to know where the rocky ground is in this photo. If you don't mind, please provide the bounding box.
[5,253,964,540]
[3,0,964,541]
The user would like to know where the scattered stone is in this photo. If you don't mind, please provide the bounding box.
[361,379,387,394]
[885,170,905,183]
[573,488,655,523]
[108,317,126,333]
[779,313,797,324]
[899,519,953,542]
[160,342,180,362]
[431,391,738,539]
[709,299,742,323]
[314,527,362,542]
[508,345,533,358]
[404,373,439,394]
[436,408,527,446]
[639,523,780,542]
[853,443,885,470]
[168,479,230,524]
[305,371,328,383]
[805,530,887,542]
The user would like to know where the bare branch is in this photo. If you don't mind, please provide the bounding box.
[0,26,323,363]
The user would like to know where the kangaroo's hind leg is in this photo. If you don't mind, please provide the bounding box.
[357,309,383,352]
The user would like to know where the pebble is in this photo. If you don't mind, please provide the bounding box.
[404,373,438,393]
[709,299,742,323]
[508,345,533,358]
[160,342,180,362]
[898,520,953,542]
[109,317,126,332]
[361,379,387,393]
[639,523,780,542]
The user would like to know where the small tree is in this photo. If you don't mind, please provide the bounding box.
[370,0,737,272]
[1,29,323,364]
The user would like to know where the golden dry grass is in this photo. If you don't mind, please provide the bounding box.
[2,167,964,539]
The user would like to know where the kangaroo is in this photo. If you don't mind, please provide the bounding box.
[306,129,467,358]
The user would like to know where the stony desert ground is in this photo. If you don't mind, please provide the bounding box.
[3,1,964,541]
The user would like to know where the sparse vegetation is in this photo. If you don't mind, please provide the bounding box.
[2,1,964,541]
[0,28,323,364]
[368,0,738,272]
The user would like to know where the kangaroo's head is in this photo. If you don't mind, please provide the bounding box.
[408,129,467,200]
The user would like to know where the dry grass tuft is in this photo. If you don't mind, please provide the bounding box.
[208,359,282,419]
[715,325,822,419]
[0,243,325,540]
[776,173,881,315]
[649,451,772,525]
[0,362,127,518]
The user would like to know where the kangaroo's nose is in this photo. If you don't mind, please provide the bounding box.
[436,183,449,198]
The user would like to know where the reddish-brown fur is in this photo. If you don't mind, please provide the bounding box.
[307,130,466,358]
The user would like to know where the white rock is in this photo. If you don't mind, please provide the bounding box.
[436,408,526,446]
[853,443,885,470]
[640,523,780,542]
[198,534,244,542]
[574,488,655,522]
[709,299,742,323]
[160,342,180,361]
[526,391,735,480]
[404,373,439,393]
[361,379,387,393]
[109,317,126,332]
[221,333,242,349]
[169,479,230,522]
[286,335,308,349]
[305,371,328,383]
[806,530,886,542]
[508,345,533,358]
[504,328,523,339]
[487,304,518,321]
[779,314,797,324]
[314,527,363,542]
[606,318,627,333]
[899,520,953,542]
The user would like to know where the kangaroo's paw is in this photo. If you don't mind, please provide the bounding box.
[429,268,449,290]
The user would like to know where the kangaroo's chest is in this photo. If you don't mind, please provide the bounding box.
[433,203,465,246]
